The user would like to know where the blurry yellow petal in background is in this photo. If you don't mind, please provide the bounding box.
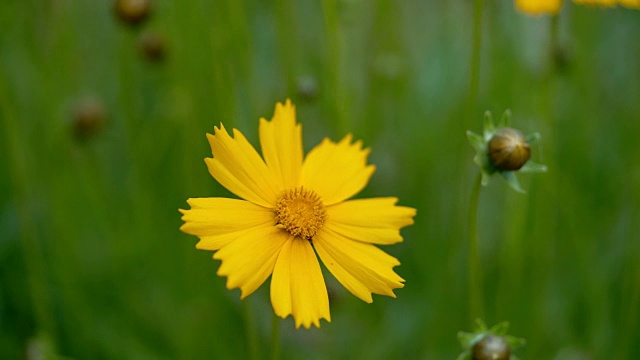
[618,0,640,8]
[573,0,616,6]
[515,0,563,15]
[573,0,640,7]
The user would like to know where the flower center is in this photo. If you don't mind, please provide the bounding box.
[275,187,327,239]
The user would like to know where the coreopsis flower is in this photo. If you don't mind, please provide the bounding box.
[467,110,547,193]
[575,0,640,7]
[617,0,640,8]
[516,0,640,13]
[180,100,416,328]
[457,319,526,360]
[515,0,563,15]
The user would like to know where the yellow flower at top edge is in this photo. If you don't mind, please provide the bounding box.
[515,0,563,15]
[180,100,416,329]
[617,0,640,8]
[573,0,616,6]
[516,0,640,14]
[572,0,640,8]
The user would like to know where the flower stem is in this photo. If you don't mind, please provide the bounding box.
[468,172,485,321]
[468,0,484,117]
[549,14,559,72]
[271,313,281,360]
[242,301,260,360]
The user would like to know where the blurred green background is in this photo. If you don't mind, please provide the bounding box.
[1,0,640,359]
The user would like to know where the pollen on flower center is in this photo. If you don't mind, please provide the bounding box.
[275,187,327,239]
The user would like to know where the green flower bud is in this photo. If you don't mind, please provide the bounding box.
[467,110,546,193]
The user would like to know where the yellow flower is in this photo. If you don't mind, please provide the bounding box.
[618,0,640,8]
[180,100,416,329]
[515,0,639,15]
[573,0,640,7]
[573,0,616,6]
[515,0,563,15]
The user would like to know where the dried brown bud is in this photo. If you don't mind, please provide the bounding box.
[113,0,151,26]
[139,31,166,62]
[72,97,107,140]
[488,127,531,171]
[472,335,511,360]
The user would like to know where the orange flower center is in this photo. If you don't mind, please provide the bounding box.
[275,187,327,239]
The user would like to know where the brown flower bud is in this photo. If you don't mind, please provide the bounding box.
[72,97,107,140]
[139,31,166,62]
[472,335,511,360]
[488,127,531,171]
[113,0,152,26]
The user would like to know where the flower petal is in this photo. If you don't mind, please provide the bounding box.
[259,99,303,189]
[515,0,562,15]
[179,198,275,250]
[301,134,375,205]
[214,226,289,299]
[205,124,281,208]
[271,238,330,329]
[325,198,416,245]
[314,227,404,303]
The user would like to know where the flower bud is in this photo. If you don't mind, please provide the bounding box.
[72,97,107,140]
[113,0,152,26]
[488,127,531,171]
[139,31,166,62]
[472,335,511,360]
[296,75,319,101]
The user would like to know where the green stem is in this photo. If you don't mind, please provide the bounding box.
[549,14,559,72]
[271,313,281,360]
[0,71,56,342]
[468,172,484,321]
[242,301,260,360]
[321,0,348,135]
[468,0,484,118]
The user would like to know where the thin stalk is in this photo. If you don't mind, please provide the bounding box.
[468,0,484,118]
[321,0,348,135]
[242,300,260,360]
[271,314,281,360]
[0,72,56,343]
[549,14,560,72]
[468,172,484,321]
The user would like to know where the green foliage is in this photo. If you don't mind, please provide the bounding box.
[1,0,640,359]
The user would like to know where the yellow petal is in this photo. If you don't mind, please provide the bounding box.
[618,0,640,8]
[515,0,562,14]
[259,99,303,189]
[179,198,274,250]
[325,197,416,245]
[301,134,375,206]
[270,238,330,329]
[214,226,288,299]
[205,124,281,208]
[314,227,405,303]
